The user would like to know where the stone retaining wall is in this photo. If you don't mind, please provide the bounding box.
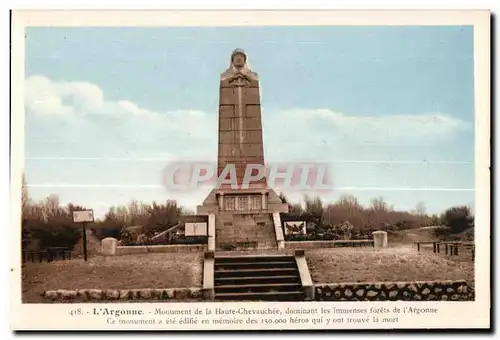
[116,244,207,256]
[315,280,474,301]
[41,281,474,302]
[42,288,202,302]
[285,240,374,249]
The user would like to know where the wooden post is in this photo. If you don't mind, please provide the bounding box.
[72,210,94,262]
[445,244,448,255]
[453,245,458,256]
[417,242,420,252]
[433,242,437,253]
[437,243,440,253]
[82,222,88,262]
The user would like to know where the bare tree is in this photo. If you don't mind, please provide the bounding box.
[128,200,149,226]
[415,202,427,216]
[288,203,304,214]
[304,195,323,216]
[145,200,182,234]
[278,192,288,204]
[21,173,29,219]
[337,194,361,208]
[370,196,388,211]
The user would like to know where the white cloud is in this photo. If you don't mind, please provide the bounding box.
[25,75,217,156]
[117,100,153,117]
[24,75,474,215]
[266,108,470,145]
[25,75,469,145]
[25,76,75,116]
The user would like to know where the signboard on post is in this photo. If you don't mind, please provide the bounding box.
[284,221,307,235]
[185,222,208,236]
[72,209,94,261]
[72,210,94,223]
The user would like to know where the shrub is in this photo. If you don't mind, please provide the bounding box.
[442,206,474,233]
[22,216,82,250]
[94,227,122,240]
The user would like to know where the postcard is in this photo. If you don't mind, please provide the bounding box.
[10,9,491,331]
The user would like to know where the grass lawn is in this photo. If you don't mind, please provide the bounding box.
[306,245,474,287]
[22,245,475,303]
[22,252,203,303]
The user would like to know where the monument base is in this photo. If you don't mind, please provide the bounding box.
[196,187,288,251]
[196,187,288,215]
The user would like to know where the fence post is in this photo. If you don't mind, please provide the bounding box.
[417,242,420,252]
[437,243,440,253]
[433,242,437,253]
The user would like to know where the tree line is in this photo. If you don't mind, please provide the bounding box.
[278,193,474,235]
[21,175,185,250]
[21,173,474,250]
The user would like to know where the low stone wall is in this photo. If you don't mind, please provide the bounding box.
[315,280,474,301]
[42,288,202,302]
[116,244,207,256]
[285,240,374,249]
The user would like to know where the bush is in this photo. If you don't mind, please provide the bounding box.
[96,227,122,240]
[22,217,82,250]
[442,206,474,233]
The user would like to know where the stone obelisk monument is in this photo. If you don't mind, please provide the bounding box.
[218,48,266,189]
[198,49,287,214]
[197,49,288,250]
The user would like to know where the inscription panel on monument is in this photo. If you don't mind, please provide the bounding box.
[222,194,263,212]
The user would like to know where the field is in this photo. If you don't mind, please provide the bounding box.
[22,244,474,303]
[306,245,474,286]
[22,252,203,303]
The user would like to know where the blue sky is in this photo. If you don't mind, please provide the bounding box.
[24,26,475,218]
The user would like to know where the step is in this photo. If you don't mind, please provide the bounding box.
[215,275,301,285]
[215,250,294,257]
[214,268,298,278]
[215,291,306,301]
[215,261,296,270]
[215,283,302,294]
[215,255,294,263]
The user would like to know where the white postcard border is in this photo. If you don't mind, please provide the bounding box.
[10,9,491,330]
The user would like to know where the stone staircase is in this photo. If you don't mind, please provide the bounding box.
[216,213,277,251]
[213,254,306,301]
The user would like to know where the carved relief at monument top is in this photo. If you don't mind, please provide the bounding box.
[221,48,259,84]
